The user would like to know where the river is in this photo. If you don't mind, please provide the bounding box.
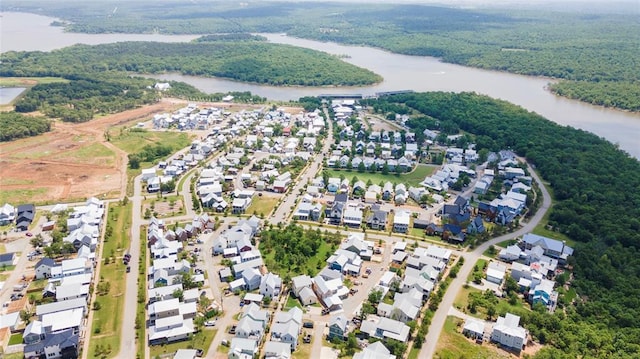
[1,12,638,158]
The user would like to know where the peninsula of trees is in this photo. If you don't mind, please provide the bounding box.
[0,40,382,87]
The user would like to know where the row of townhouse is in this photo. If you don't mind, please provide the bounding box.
[145,216,211,345]
[24,198,106,358]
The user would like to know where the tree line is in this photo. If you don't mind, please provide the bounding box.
[368,92,640,358]
[0,112,51,142]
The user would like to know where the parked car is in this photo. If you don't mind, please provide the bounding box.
[303,321,314,329]
[26,232,33,237]
[303,333,312,344]
[228,325,237,334]
[126,266,131,273]
[204,320,216,327]
[195,348,204,357]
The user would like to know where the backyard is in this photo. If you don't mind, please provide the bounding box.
[149,328,217,358]
[325,164,438,188]
[434,316,511,359]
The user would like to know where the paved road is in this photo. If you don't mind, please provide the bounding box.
[418,163,551,358]
[270,107,334,223]
[116,175,146,359]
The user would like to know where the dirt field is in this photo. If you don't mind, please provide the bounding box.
[0,100,179,204]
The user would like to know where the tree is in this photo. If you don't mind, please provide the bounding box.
[20,309,32,324]
[357,161,366,173]
[368,288,383,304]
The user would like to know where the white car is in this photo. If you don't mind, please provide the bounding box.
[204,320,216,327]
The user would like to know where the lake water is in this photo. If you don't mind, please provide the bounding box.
[0,87,26,105]
[1,12,638,158]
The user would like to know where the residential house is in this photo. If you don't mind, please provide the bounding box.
[271,307,302,351]
[463,318,485,341]
[328,315,348,340]
[232,197,252,214]
[264,341,291,359]
[23,328,79,359]
[359,316,410,342]
[291,275,313,298]
[353,341,396,359]
[393,211,411,233]
[260,272,282,299]
[486,262,507,284]
[467,216,485,234]
[491,313,527,352]
[343,206,363,228]
[367,209,387,230]
[228,338,258,359]
[293,202,322,221]
[242,268,262,291]
[0,203,15,225]
[521,233,573,262]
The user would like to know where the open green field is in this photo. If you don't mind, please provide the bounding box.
[325,164,438,188]
[87,200,132,359]
[110,129,192,155]
[111,129,192,196]
[149,328,217,358]
[246,196,279,217]
[435,316,510,359]
[0,188,48,205]
[50,142,116,166]
[0,77,69,87]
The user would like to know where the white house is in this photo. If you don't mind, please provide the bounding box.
[260,272,282,299]
[491,313,527,352]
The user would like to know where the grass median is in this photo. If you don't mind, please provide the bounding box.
[87,200,132,358]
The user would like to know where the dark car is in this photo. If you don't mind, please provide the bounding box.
[303,321,314,329]
[126,266,131,273]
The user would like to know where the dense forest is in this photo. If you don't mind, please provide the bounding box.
[0,112,51,141]
[14,75,160,122]
[363,92,640,358]
[0,40,381,86]
[4,0,638,111]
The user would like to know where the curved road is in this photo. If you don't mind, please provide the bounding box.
[418,163,551,358]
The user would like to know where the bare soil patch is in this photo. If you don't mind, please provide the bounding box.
[0,100,176,204]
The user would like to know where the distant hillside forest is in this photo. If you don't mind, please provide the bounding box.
[4,0,639,111]
[364,92,640,359]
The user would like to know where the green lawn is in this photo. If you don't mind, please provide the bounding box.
[467,259,487,282]
[0,188,48,206]
[150,329,217,358]
[87,200,133,359]
[453,286,481,311]
[110,129,192,155]
[284,294,303,310]
[246,196,279,217]
[325,164,438,188]
[408,347,420,359]
[136,229,148,359]
[8,333,22,345]
[435,316,510,359]
[482,239,517,258]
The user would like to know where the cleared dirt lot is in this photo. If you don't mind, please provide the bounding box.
[0,100,177,204]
